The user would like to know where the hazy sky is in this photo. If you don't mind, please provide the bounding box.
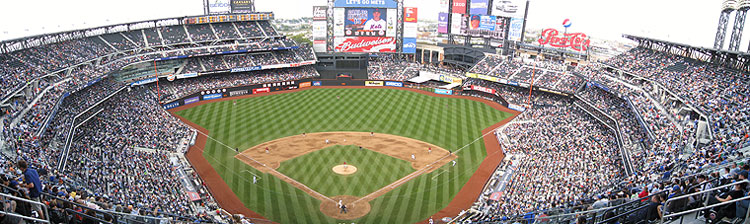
[0,0,740,50]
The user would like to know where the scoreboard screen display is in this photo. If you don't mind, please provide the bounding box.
[344,8,387,37]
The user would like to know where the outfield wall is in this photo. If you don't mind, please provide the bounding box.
[161,77,530,113]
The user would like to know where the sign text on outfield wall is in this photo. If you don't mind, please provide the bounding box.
[299,82,312,88]
[385,81,403,87]
[163,102,180,110]
[203,94,223,100]
[434,89,453,95]
[365,81,384,86]
[185,97,200,105]
[253,87,270,94]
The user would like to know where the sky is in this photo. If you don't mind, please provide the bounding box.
[0,0,740,50]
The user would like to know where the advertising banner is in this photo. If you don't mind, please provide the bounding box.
[438,13,449,33]
[365,80,384,86]
[163,102,180,110]
[387,8,397,37]
[470,0,489,15]
[345,8,388,37]
[334,37,396,52]
[334,0,398,8]
[450,13,464,35]
[385,81,403,87]
[508,103,526,112]
[299,82,312,88]
[440,0,450,13]
[176,73,198,79]
[452,0,467,13]
[508,17,523,41]
[313,6,328,21]
[231,66,262,73]
[208,0,231,14]
[402,37,417,53]
[203,93,223,100]
[185,96,200,105]
[479,15,496,31]
[404,7,418,23]
[313,81,322,86]
[537,28,590,52]
[231,0,253,13]
[130,77,158,86]
[404,22,418,37]
[492,0,526,18]
[229,90,249,97]
[334,8,346,36]
[471,85,496,94]
[253,87,270,94]
[434,89,453,95]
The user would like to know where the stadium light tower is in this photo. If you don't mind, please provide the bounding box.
[728,0,750,51]
[714,0,736,49]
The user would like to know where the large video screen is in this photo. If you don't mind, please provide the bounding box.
[465,14,506,39]
[345,8,388,37]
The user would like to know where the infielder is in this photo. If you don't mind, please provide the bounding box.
[411,154,416,160]
[265,147,269,154]
[325,139,330,144]
[428,147,432,154]
[452,160,457,167]
[253,176,257,184]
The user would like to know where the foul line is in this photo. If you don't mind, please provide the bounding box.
[431,169,448,181]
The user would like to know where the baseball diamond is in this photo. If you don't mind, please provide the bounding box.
[171,87,517,223]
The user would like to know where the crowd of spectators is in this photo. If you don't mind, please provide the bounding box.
[0,19,294,223]
[487,95,623,218]
[158,66,319,102]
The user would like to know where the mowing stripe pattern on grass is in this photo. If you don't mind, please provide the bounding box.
[175,88,513,223]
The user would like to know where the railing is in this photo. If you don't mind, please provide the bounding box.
[0,192,50,223]
[58,86,127,171]
[574,97,634,175]
[661,179,750,223]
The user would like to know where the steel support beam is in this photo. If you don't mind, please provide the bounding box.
[715,11,732,49]
[729,9,748,51]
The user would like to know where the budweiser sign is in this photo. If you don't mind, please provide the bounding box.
[335,37,396,52]
[537,28,590,52]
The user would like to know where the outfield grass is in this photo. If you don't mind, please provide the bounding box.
[277,145,414,197]
[175,88,513,223]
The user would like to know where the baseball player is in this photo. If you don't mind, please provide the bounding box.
[265,147,269,154]
[370,132,374,136]
[302,132,306,137]
[411,154,416,160]
[340,204,348,214]
[343,162,348,169]
[325,139,330,144]
[359,146,363,151]
[235,147,239,153]
[337,200,343,208]
[452,160,457,167]
[253,176,257,184]
[428,147,432,154]
[429,217,434,224]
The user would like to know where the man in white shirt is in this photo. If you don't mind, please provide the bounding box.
[363,9,386,31]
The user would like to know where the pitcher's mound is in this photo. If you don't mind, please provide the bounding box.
[332,165,357,175]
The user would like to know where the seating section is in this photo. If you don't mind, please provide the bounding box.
[0,19,304,223]
[186,24,216,42]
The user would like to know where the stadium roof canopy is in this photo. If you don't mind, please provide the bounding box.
[623,34,750,72]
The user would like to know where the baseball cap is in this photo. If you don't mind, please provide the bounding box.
[471,15,480,20]
[373,9,381,13]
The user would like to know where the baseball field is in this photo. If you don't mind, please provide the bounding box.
[171,87,516,223]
